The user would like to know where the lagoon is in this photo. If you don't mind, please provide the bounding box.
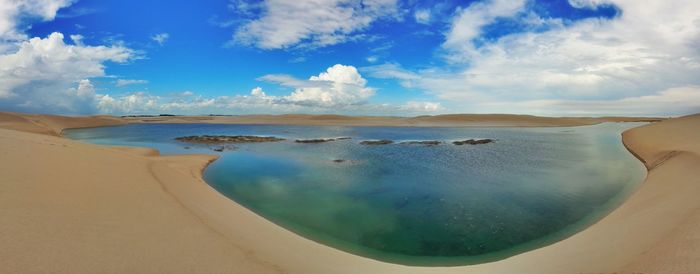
[65,122,645,266]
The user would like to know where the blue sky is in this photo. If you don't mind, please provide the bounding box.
[1,0,699,116]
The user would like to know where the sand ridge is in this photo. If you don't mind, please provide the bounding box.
[0,111,697,274]
[121,113,663,127]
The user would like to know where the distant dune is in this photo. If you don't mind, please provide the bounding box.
[0,111,126,136]
[1,111,697,274]
[120,113,664,127]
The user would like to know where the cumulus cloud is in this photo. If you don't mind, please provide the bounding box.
[116,79,148,87]
[0,32,134,113]
[250,86,265,96]
[368,0,700,116]
[96,92,158,114]
[0,1,441,116]
[232,0,399,49]
[0,0,74,42]
[151,33,169,46]
[261,64,375,107]
[91,65,443,115]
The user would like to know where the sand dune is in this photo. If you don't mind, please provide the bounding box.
[0,111,126,136]
[0,111,697,273]
[122,113,662,127]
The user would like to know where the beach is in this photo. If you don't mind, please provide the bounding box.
[0,111,698,274]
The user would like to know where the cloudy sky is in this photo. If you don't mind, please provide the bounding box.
[0,0,698,116]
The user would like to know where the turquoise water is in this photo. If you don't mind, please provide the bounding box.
[65,123,646,265]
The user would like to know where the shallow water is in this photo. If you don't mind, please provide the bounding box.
[65,122,646,265]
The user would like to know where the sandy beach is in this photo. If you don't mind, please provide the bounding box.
[1,111,698,274]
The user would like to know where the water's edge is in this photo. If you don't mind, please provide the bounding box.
[61,123,649,267]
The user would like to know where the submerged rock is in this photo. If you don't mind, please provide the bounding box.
[399,140,442,146]
[211,144,237,152]
[453,139,494,145]
[360,140,394,145]
[175,135,285,144]
[295,137,351,143]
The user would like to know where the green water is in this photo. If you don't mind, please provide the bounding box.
[65,122,646,266]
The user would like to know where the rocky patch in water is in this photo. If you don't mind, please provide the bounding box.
[399,140,442,146]
[211,144,238,152]
[360,140,394,145]
[295,137,351,143]
[453,139,494,145]
[175,135,285,144]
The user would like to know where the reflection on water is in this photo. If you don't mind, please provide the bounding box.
[65,123,646,265]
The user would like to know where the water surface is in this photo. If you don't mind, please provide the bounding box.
[65,123,645,265]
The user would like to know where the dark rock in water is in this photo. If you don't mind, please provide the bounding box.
[295,137,351,143]
[400,140,442,146]
[360,140,394,145]
[211,144,237,152]
[183,146,191,149]
[332,159,346,163]
[175,135,285,144]
[209,145,238,152]
[453,139,494,145]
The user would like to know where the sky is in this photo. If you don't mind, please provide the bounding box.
[0,0,699,116]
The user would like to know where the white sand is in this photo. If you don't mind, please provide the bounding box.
[0,111,697,273]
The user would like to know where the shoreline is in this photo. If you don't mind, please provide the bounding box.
[120,113,664,128]
[132,121,646,267]
[1,111,698,273]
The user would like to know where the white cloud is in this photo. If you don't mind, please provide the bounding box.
[369,0,700,116]
[232,0,399,49]
[116,79,148,87]
[0,32,134,113]
[414,9,431,24]
[96,92,159,114]
[89,64,440,115]
[0,1,138,114]
[94,89,445,116]
[257,73,321,88]
[361,63,420,88]
[0,0,441,116]
[250,86,265,97]
[261,64,375,107]
[0,0,74,42]
[568,0,612,9]
[443,0,525,57]
[73,79,95,97]
[479,86,700,116]
[400,101,443,112]
[69,34,83,45]
[151,33,169,46]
